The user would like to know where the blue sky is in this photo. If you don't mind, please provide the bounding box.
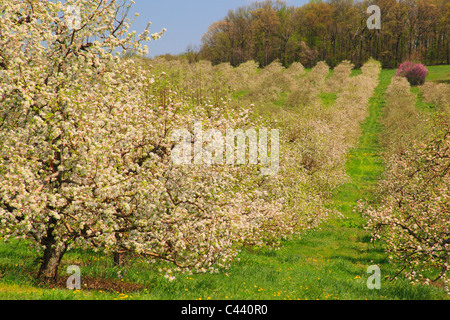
[128,0,310,57]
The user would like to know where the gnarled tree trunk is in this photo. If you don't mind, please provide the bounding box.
[37,217,67,283]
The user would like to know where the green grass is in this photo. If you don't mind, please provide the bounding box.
[425,65,450,84]
[319,92,338,107]
[1,67,449,300]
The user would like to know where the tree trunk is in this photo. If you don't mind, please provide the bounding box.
[37,217,67,283]
[113,251,127,267]
[113,232,127,267]
[38,242,67,283]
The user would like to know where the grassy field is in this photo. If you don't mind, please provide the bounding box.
[426,65,450,84]
[0,67,449,300]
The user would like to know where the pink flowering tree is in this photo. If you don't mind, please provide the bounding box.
[396,61,428,86]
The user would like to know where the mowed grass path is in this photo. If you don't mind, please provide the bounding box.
[1,69,449,300]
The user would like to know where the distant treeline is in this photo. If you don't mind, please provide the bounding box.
[192,0,448,68]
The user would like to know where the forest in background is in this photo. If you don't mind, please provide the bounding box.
[185,0,449,68]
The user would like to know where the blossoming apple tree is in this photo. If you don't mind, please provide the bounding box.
[361,74,449,292]
[0,0,169,282]
[0,0,295,284]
